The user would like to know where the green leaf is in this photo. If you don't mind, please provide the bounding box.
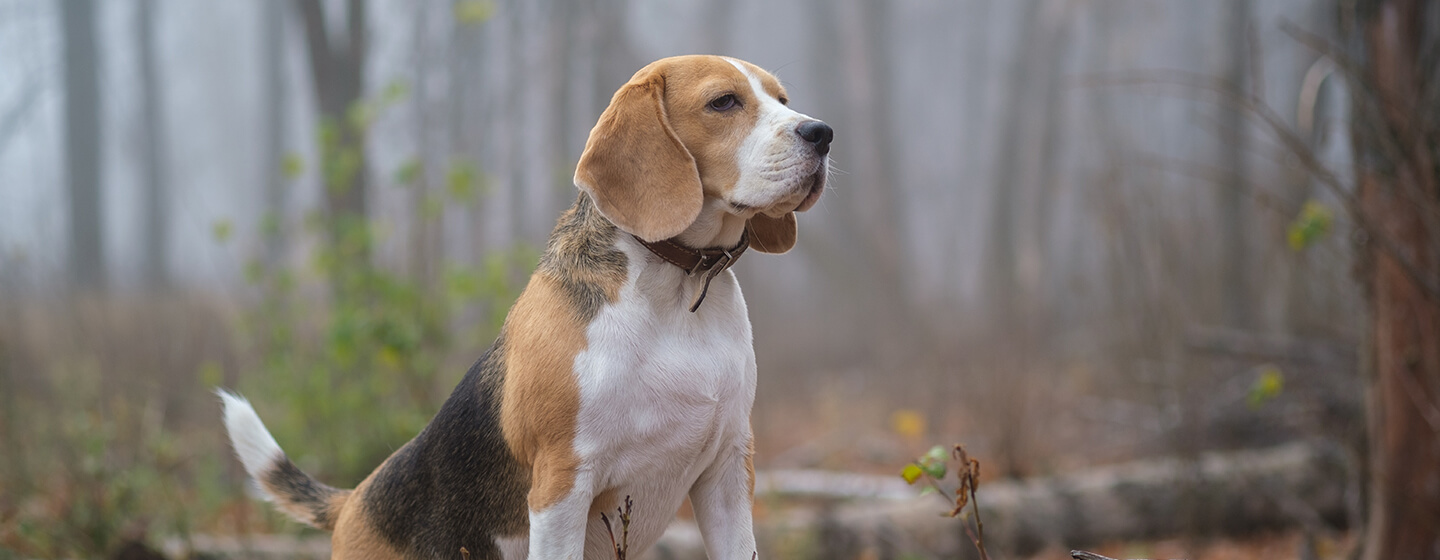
[243,259,265,285]
[447,160,480,202]
[260,212,282,238]
[381,81,409,105]
[1287,200,1333,251]
[197,361,224,388]
[395,158,422,186]
[1247,365,1284,409]
[422,193,445,220]
[454,0,495,25]
[901,463,924,485]
[281,152,305,179]
[212,220,233,243]
[346,99,375,131]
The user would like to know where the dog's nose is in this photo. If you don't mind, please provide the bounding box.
[796,120,833,155]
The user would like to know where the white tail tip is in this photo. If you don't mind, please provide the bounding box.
[217,389,284,478]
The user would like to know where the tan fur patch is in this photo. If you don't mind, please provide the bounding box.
[331,478,405,560]
[659,56,760,203]
[500,272,588,511]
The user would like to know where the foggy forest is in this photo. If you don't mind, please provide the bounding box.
[2,0,1439,559]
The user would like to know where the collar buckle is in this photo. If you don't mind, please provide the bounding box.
[637,230,750,312]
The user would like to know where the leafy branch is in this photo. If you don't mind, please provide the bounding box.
[902,443,991,560]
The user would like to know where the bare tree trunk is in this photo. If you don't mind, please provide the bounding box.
[296,0,370,278]
[1218,0,1253,329]
[1026,0,1073,311]
[982,0,1042,325]
[137,0,170,291]
[261,0,289,269]
[62,0,104,292]
[449,0,483,263]
[408,1,436,287]
[1353,1,1440,557]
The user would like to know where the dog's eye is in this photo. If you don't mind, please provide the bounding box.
[778,96,789,106]
[708,94,739,112]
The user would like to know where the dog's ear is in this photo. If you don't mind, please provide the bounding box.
[575,68,702,242]
[746,212,797,254]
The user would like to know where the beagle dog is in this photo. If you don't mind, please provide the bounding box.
[219,55,831,559]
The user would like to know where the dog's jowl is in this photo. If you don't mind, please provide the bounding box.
[220,55,832,560]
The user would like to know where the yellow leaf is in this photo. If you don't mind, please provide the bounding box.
[890,409,926,438]
[1247,365,1284,408]
[378,346,403,370]
[901,463,924,484]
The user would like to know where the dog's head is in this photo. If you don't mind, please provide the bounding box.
[575,55,831,254]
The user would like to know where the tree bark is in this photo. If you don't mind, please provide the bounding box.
[1218,0,1253,329]
[137,0,170,291]
[62,0,104,292]
[261,0,289,269]
[296,0,370,272]
[982,0,1042,324]
[1353,1,1440,558]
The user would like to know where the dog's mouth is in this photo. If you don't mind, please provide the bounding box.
[792,166,827,213]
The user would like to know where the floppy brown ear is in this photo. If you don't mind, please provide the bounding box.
[574,70,703,242]
[746,212,797,254]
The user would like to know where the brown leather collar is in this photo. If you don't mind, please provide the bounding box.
[635,229,750,312]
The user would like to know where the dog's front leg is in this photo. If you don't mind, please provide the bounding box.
[527,463,592,559]
[689,440,758,559]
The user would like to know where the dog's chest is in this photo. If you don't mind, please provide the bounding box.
[571,253,756,483]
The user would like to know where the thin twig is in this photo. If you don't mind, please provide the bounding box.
[952,444,990,560]
[600,495,634,560]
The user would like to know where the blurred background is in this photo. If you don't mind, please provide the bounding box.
[0,0,1377,558]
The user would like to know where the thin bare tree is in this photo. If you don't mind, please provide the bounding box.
[62,0,103,292]
[261,0,289,269]
[296,0,371,273]
[137,0,170,291]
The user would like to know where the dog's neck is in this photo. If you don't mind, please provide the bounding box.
[672,197,748,250]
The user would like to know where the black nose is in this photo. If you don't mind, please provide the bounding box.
[796,120,833,155]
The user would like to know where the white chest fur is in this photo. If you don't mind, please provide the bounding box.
[572,236,757,554]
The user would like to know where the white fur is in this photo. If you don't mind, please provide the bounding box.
[522,236,759,559]
[723,57,826,214]
[217,389,284,482]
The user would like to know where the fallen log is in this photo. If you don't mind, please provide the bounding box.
[734,442,1351,560]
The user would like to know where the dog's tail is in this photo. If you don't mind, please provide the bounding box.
[217,389,349,531]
